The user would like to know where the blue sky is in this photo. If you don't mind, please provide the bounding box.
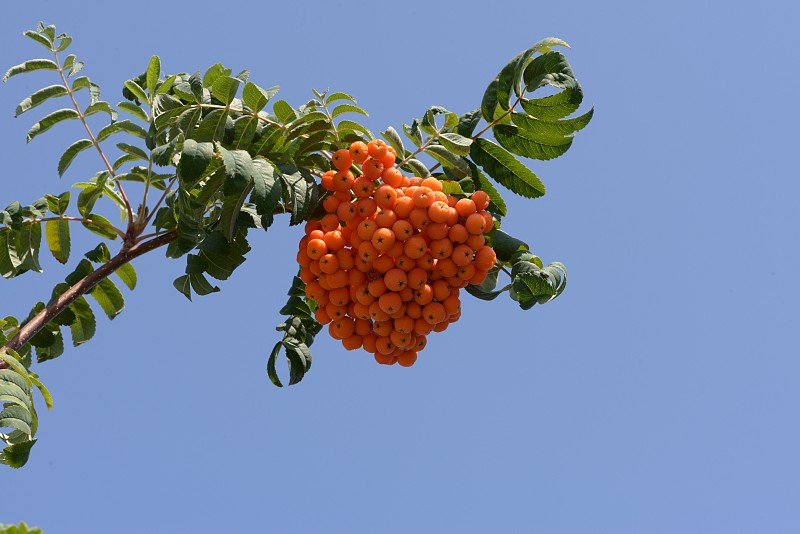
[1,0,798,532]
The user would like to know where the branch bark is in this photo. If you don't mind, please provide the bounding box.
[0,231,177,369]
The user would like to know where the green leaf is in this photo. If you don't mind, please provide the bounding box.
[242,82,279,112]
[519,88,583,121]
[424,145,470,178]
[84,242,110,263]
[68,296,96,346]
[493,124,570,161]
[3,59,59,82]
[220,148,255,195]
[114,263,137,290]
[280,166,316,225]
[28,375,52,410]
[381,126,405,159]
[437,132,472,156]
[58,139,93,177]
[81,213,118,240]
[0,403,33,436]
[203,63,231,88]
[1,439,37,468]
[336,119,372,139]
[173,274,192,300]
[470,139,545,198]
[26,109,80,143]
[45,219,70,264]
[124,80,148,104]
[15,225,42,273]
[515,108,594,138]
[193,109,229,142]
[283,339,311,386]
[331,103,368,119]
[266,341,283,387]
[84,101,117,122]
[404,158,431,178]
[273,100,297,124]
[146,55,160,97]
[116,142,148,161]
[90,278,125,320]
[23,29,54,49]
[45,191,70,215]
[117,101,148,122]
[211,76,241,105]
[492,229,529,262]
[251,158,282,229]
[456,108,481,137]
[97,119,148,142]
[523,51,577,92]
[178,139,214,187]
[15,85,68,117]
[325,91,357,104]
[189,272,219,296]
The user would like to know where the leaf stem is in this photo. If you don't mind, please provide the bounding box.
[53,49,135,227]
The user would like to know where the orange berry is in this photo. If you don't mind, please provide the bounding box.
[455,198,477,218]
[397,351,417,367]
[375,336,394,355]
[320,213,340,232]
[368,278,388,298]
[405,301,423,319]
[321,170,336,191]
[323,195,341,213]
[427,201,450,224]
[422,302,447,325]
[357,219,378,241]
[395,254,415,272]
[384,268,408,291]
[382,167,403,187]
[342,334,363,351]
[362,333,378,353]
[407,267,428,289]
[391,220,414,241]
[469,268,489,285]
[413,284,434,306]
[412,187,435,208]
[353,176,376,198]
[367,139,389,160]
[474,246,497,270]
[452,244,474,267]
[408,208,430,230]
[430,238,453,260]
[420,177,444,192]
[333,170,355,192]
[403,235,427,259]
[393,196,415,219]
[413,317,433,336]
[447,224,468,244]
[327,269,348,289]
[372,320,393,337]
[432,279,451,301]
[323,230,346,252]
[328,287,350,307]
[371,227,396,252]
[319,253,340,274]
[356,197,378,218]
[338,248,357,271]
[372,254,394,274]
[315,307,332,325]
[471,190,490,211]
[465,212,487,235]
[337,201,358,222]
[380,150,396,169]
[362,159,384,180]
[369,301,390,322]
[349,141,369,164]
[378,292,403,314]
[436,258,459,278]
[465,234,485,251]
[426,222,449,240]
[333,149,353,170]
[307,238,328,259]
[416,252,434,270]
[374,209,398,228]
[374,185,398,209]
[386,240,405,259]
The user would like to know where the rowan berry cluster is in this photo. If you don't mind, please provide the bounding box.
[296,139,497,367]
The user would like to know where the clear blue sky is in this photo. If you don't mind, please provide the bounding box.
[2,1,798,532]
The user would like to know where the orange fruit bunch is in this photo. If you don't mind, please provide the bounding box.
[296,139,498,367]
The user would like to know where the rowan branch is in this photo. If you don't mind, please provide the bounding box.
[0,231,177,369]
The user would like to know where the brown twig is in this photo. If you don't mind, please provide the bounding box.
[0,231,177,369]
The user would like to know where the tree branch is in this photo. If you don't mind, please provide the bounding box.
[0,231,177,369]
